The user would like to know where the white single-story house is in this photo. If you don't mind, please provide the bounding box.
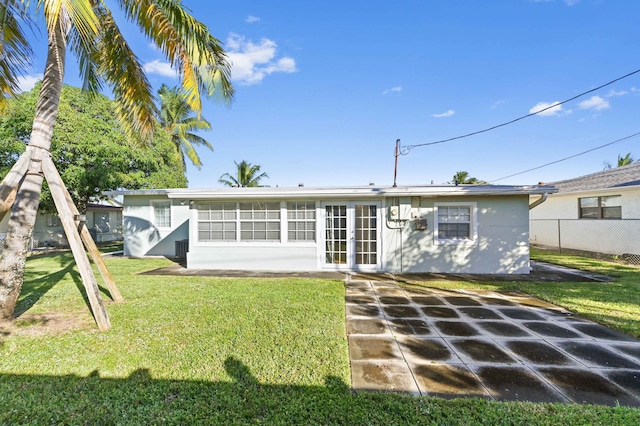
[530,162,640,258]
[0,203,123,249]
[106,183,556,274]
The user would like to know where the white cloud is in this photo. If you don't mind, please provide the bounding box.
[16,74,43,92]
[578,95,610,111]
[529,101,565,117]
[226,33,297,85]
[606,89,628,97]
[491,99,507,109]
[246,15,260,23]
[432,109,455,118]
[382,86,402,95]
[143,59,178,78]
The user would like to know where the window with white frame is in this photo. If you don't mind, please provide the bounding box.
[434,203,477,244]
[197,202,237,241]
[287,201,316,241]
[151,201,171,228]
[196,202,282,242]
[240,202,280,241]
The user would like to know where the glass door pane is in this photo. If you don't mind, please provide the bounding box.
[325,205,347,264]
[355,205,377,265]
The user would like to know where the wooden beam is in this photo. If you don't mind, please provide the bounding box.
[61,180,124,302]
[41,155,110,331]
[0,151,32,222]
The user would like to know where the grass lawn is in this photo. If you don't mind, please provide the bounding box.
[397,248,640,339]
[1,252,639,424]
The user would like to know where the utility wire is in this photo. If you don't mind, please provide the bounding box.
[400,68,640,155]
[489,131,640,183]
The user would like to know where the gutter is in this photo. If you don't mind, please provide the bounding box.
[529,193,548,210]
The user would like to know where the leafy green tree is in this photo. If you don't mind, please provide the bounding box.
[449,171,488,185]
[157,84,213,169]
[219,160,269,187]
[0,84,186,213]
[0,0,234,319]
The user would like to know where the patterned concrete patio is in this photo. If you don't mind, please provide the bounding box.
[346,278,640,406]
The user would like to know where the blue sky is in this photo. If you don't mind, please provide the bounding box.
[17,0,640,188]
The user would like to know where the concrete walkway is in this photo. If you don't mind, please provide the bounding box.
[346,277,640,406]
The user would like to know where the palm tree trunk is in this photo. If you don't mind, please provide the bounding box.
[0,18,67,319]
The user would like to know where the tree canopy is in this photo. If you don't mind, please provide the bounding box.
[603,153,636,170]
[219,160,269,187]
[0,84,187,213]
[449,171,488,185]
[157,84,213,169]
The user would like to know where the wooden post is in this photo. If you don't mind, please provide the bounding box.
[60,182,124,302]
[41,155,110,331]
[0,151,32,222]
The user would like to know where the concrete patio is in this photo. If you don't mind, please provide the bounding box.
[346,278,640,406]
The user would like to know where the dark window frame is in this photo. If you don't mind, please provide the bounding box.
[578,195,622,219]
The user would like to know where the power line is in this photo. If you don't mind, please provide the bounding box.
[489,131,640,183]
[400,68,640,155]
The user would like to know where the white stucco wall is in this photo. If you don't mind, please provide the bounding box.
[122,193,532,274]
[530,186,640,255]
[122,195,189,257]
[384,196,530,274]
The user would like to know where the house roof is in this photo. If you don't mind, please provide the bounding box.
[548,162,640,193]
[86,203,122,211]
[105,184,557,200]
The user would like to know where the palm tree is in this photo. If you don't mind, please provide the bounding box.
[0,0,234,319]
[219,161,269,187]
[449,171,487,185]
[603,153,635,170]
[617,153,635,167]
[157,84,212,169]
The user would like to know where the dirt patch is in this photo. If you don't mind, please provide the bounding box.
[0,311,93,338]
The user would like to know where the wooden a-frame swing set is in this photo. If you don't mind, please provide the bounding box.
[0,147,123,331]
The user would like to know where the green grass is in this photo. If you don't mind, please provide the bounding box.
[1,252,639,424]
[397,248,640,339]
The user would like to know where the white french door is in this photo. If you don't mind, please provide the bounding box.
[322,202,380,270]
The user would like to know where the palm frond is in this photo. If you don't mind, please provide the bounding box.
[182,116,212,131]
[0,0,34,109]
[42,0,98,40]
[67,24,103,94]
[184,133,213,150]
[118,0,234,117]
[92,2,157,140]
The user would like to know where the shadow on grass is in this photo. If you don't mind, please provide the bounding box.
[2,356,638,425]
[15,256,78,317]
[16,252,113,319]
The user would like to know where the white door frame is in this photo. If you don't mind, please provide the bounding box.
[320,201,381,271]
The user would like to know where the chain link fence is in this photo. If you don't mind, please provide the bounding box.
[530,219,640,265]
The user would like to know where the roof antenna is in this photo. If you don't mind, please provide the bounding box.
[393,139,400,187]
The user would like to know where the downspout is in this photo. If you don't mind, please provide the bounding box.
[529,193,548,210]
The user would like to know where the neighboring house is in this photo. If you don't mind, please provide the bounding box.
[0,203,123,249]
[106,184,555,274]
[530,162,640,258]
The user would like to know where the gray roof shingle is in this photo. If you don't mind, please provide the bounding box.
[550,162,640,193]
